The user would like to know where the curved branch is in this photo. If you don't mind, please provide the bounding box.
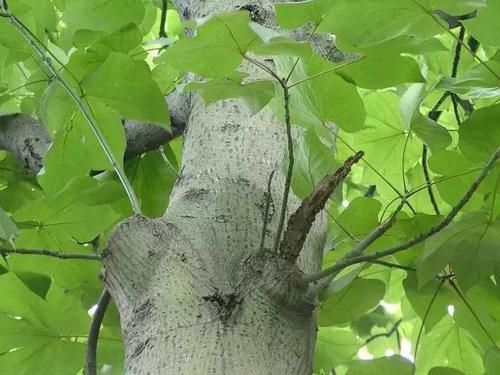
[85,289,112,375]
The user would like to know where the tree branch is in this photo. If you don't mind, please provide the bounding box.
[364,318,403,346]
[273,84,294,253]
[260,170,275,251]
[279,151,364,262]
[304,147,500,284]
[0,247,102,261]
[85,288,111,375]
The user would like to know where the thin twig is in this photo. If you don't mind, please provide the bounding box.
[421,91,450,216]
[85,289,111,375]
[368,260,416,272]
[273,84,294,253]
[0,248,102,261]
[305,147,500,282]
[259,170,275,251]
[422,144,441,215]
[2,10,142,215]
[413,279,445,375]
[279,151,364,262]
[364,318,403,346]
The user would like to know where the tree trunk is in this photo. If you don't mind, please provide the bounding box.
[102,1,326,373]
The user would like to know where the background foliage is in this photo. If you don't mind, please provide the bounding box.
[0,0,499,374]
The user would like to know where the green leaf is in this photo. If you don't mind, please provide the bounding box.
[403,273,459,330]
[39,83,126,193]
[13,177,121,251]
[314,327,362,371]
[436,60,500,99]
[126,149,178,218]
[417,213,500,290]
[399,84,452,152]
[275,0,331,29]
[484,347,500,375]
[274,54,366,133]
[164,11,260,77]
[15,271,52,299]
[463,0,500,47]
[73,23,143,53]
[62,0,146,34]
[338,91,421,197]
[0,153,41,213]
[337,36,444,89]
[415,316,484,375]
[291,128,337,199]
[0,272,91,375]
[458,104,500,164]
[82,52,170,126]
[427,150,485,211]
[329,196,382,245]
[186,74,275,115]
[318,278,386,326]
[0,206,19,244]
[345,356,413,375]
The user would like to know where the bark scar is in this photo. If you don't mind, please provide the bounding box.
[202,290,242,323]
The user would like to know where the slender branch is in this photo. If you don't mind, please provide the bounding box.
[368,260,416,272]
[421,91,450,216]
[364,318,403,346]
[303,197,406,284]
[422,144,441,215]
[159,0,168,38]
[413,279,445,374]
[260,170,275,251]
[306,147,500,281]
[0,248,102,261]
[243,55,282,82]
[449,279,499,351]
[273,84,294,253]
[451,25,465,78]
[279,151,364,262]
[85,289,111,375]
[2,10,142,215]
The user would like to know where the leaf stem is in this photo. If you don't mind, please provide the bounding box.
[287,57,364,89]
[159,0,168,38]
